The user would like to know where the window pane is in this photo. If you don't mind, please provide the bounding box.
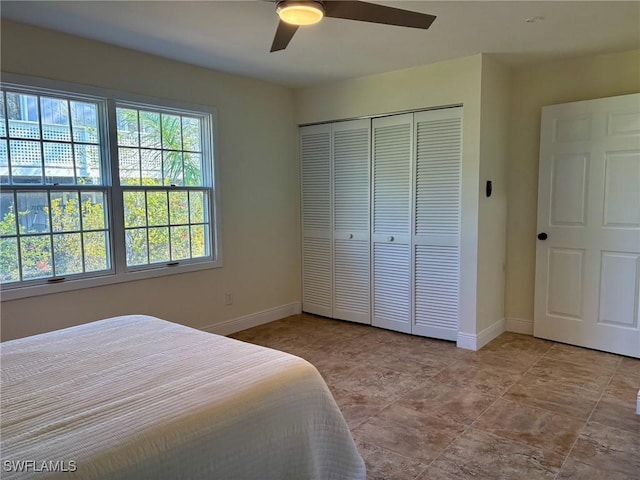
[119,147,140,185]
[189,191,206,224]
[53,233,82,275]
[81,192,107,231]
[41,97,71,142]
[0,140,8,184]
[123,190,147,228]
[50,191,80,232]
[0,236,20,283]
[71,101,99,144]
[147,191,168,226]
[17,191,49,234]
[117,108,139,147]
[75,144,101,185]
[170,226,190,260]
[125,228,148,266]
[190,224,206,258]
[21,235,52,280]
[184,153,202,186]
[7,92,39,139]
[10,140,42,184]
[148,227,169,263]
[163,151,183,186]
[0,192,17,235]
[182,117,201,152]
[169,191,188,225]
[84,231,109,272]
[141,149,162,185]
[44,142,75,184]
[140,111,161,149]
[161,114,181,150]
[0,94,6,137]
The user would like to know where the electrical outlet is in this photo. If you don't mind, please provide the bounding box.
[224,293,234,306]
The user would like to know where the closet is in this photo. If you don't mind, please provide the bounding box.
[301,107,461,341]
[300,120,370,324]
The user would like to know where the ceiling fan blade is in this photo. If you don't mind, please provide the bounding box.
[323,1,436,30]
[270,20,299,52]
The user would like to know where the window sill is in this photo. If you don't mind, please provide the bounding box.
[0,259,222,302]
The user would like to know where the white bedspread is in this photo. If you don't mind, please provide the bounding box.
[1,315,366,479]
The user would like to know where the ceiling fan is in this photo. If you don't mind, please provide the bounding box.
[270,1,437,52]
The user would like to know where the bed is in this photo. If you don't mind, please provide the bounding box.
[1,315,366,479]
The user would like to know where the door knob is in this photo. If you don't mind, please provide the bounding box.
[388,236,394,242]
[537,232,548,240]
[348,233,354,239]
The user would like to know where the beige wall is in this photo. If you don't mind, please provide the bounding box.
[476,56,511,332]
[0,21,301,340]
[295,55,485,336]
[505,50,640,327]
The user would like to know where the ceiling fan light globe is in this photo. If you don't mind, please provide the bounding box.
[277,1,324,26]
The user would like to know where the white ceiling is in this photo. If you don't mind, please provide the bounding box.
[2,1,639,88]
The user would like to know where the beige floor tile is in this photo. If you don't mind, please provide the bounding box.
[544,343,621,370]
[503,381,600,420]
[355,403,464,464]
[521,357,615,393]
[591,378,640,434]
[481,332,554,356]
[397,380,496,426]
[456,349,540,375]
[429,428,563,479]
[473,398,584,456]
[432,361,521,397]
[331,363,431,402]
[557,457,638,480]
[354,437,428,480]
[567,422,640,477]
[329,385,391,429]
[615,357,640,384]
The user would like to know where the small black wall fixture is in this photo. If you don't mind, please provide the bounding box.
[486,180,492,197]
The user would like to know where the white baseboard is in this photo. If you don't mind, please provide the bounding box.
[201,302,302,336]
[506,317,533,335]
[457,317,506,351]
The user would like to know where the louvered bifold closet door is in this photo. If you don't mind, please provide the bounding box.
[371,114,414,333]
[301,124,333,317]
[412,107,462,340]
[333,119,371,324]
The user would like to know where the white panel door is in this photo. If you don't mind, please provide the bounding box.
[301,124,332,318]
[371,114,413,333]
[412,108,462,340]
[332,119,371,324]
[535,93,640,358]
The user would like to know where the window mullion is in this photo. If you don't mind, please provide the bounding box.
[67,99,79,185]
[13,190,24,282]
[36,94,45,184]
[2,92,13,185]
[77,191,87,275]
[106,98,126,276]
[45,189,56,277]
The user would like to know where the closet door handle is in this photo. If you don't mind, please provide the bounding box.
[348,233,354,239]
[388,236,394,242]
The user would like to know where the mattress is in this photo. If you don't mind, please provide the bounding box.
[1,315,366,479]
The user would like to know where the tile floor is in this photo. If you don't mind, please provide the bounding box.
[230,314,640,480]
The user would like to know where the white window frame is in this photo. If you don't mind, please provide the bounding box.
[0,74,222,302]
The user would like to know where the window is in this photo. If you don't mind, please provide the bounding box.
[0,76,220,300]
[116,105,211,267]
